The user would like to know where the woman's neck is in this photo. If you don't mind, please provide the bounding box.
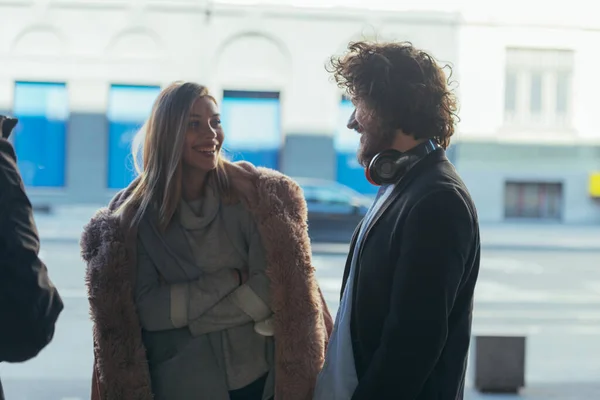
[182,169,208,202]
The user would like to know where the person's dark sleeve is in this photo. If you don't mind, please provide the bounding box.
[0,139,64,363]
[351,189,474,400]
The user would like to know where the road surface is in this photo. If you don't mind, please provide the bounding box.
[1,241,599,399]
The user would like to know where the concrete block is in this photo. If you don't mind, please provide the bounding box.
[474,335,526,393]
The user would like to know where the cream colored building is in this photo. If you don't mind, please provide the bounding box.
[1,0,598,223]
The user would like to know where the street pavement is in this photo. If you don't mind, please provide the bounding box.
[1,209,600,399]
[31,205,600,249]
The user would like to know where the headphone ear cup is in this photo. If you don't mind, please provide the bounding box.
[365,165,379,186]
[368,150,403,185]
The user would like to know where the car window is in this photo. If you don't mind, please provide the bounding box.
[303,185,352,205]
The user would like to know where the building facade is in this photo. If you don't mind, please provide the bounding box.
[1,0,598,223]
[0,0,460,206]
[456,6,600,224]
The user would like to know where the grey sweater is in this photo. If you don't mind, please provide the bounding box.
[134,185,275,400]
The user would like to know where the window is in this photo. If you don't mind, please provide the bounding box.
[504,71,517,113]
[530,71,543,115]
[107,84,160,189]
[504,48,574,129]
[301,183,358,215]
[504,181,563,220]
[221,90,281,170]
[12,82,69,188]
[303,185,352,205]
[556,71,570,115]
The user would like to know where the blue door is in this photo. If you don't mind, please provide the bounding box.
[107,84,160,189]
[12,82,68,187]
[221,90,281,170]
[335,98,378,195]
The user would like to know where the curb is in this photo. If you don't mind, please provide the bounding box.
[481,243,600,252]
[39,236,600,253]
[311,242,600,255]
[40,236,80,244]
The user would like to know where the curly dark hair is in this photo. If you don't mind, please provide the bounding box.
[327,41,458,149]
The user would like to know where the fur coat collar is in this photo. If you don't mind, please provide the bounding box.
[80,162,333,400]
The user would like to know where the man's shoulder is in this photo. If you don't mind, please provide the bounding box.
[413,160,473,203]
[387,161,476,223]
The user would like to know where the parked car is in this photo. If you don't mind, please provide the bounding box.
[293,177,373,243]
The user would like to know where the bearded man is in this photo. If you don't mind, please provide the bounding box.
[314,41,481,400]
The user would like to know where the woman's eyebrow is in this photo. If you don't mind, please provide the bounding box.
[189,113,220,118]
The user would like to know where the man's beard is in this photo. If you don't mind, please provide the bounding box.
[357,129,395,168]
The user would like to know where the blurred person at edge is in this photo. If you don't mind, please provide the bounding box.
[0,116,64,400]
[313,42,481,400]
[80,81,333,400]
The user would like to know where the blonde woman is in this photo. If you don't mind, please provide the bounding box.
[81,82,332,400]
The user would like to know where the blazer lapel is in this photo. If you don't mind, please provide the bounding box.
[340,221,363,300]
[357,148,447,261]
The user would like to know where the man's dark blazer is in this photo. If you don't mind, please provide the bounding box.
[342,148,480,400]
[0,139,64,400]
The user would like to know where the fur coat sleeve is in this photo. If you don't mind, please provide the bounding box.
[81,163,333,400]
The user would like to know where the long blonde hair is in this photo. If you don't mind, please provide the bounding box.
[116,81,231,231]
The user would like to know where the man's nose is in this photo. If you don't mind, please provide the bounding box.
[347,109,358,130]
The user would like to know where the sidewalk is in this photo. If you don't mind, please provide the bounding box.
[465,383,600,400]
[478,223,600,252]
[35,205,101,244]
[35,205,600,253]
[312,222,600,254]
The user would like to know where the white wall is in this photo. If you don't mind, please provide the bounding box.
[457,22,600,143]
[1,0,597,142]
[0,0,460,137]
